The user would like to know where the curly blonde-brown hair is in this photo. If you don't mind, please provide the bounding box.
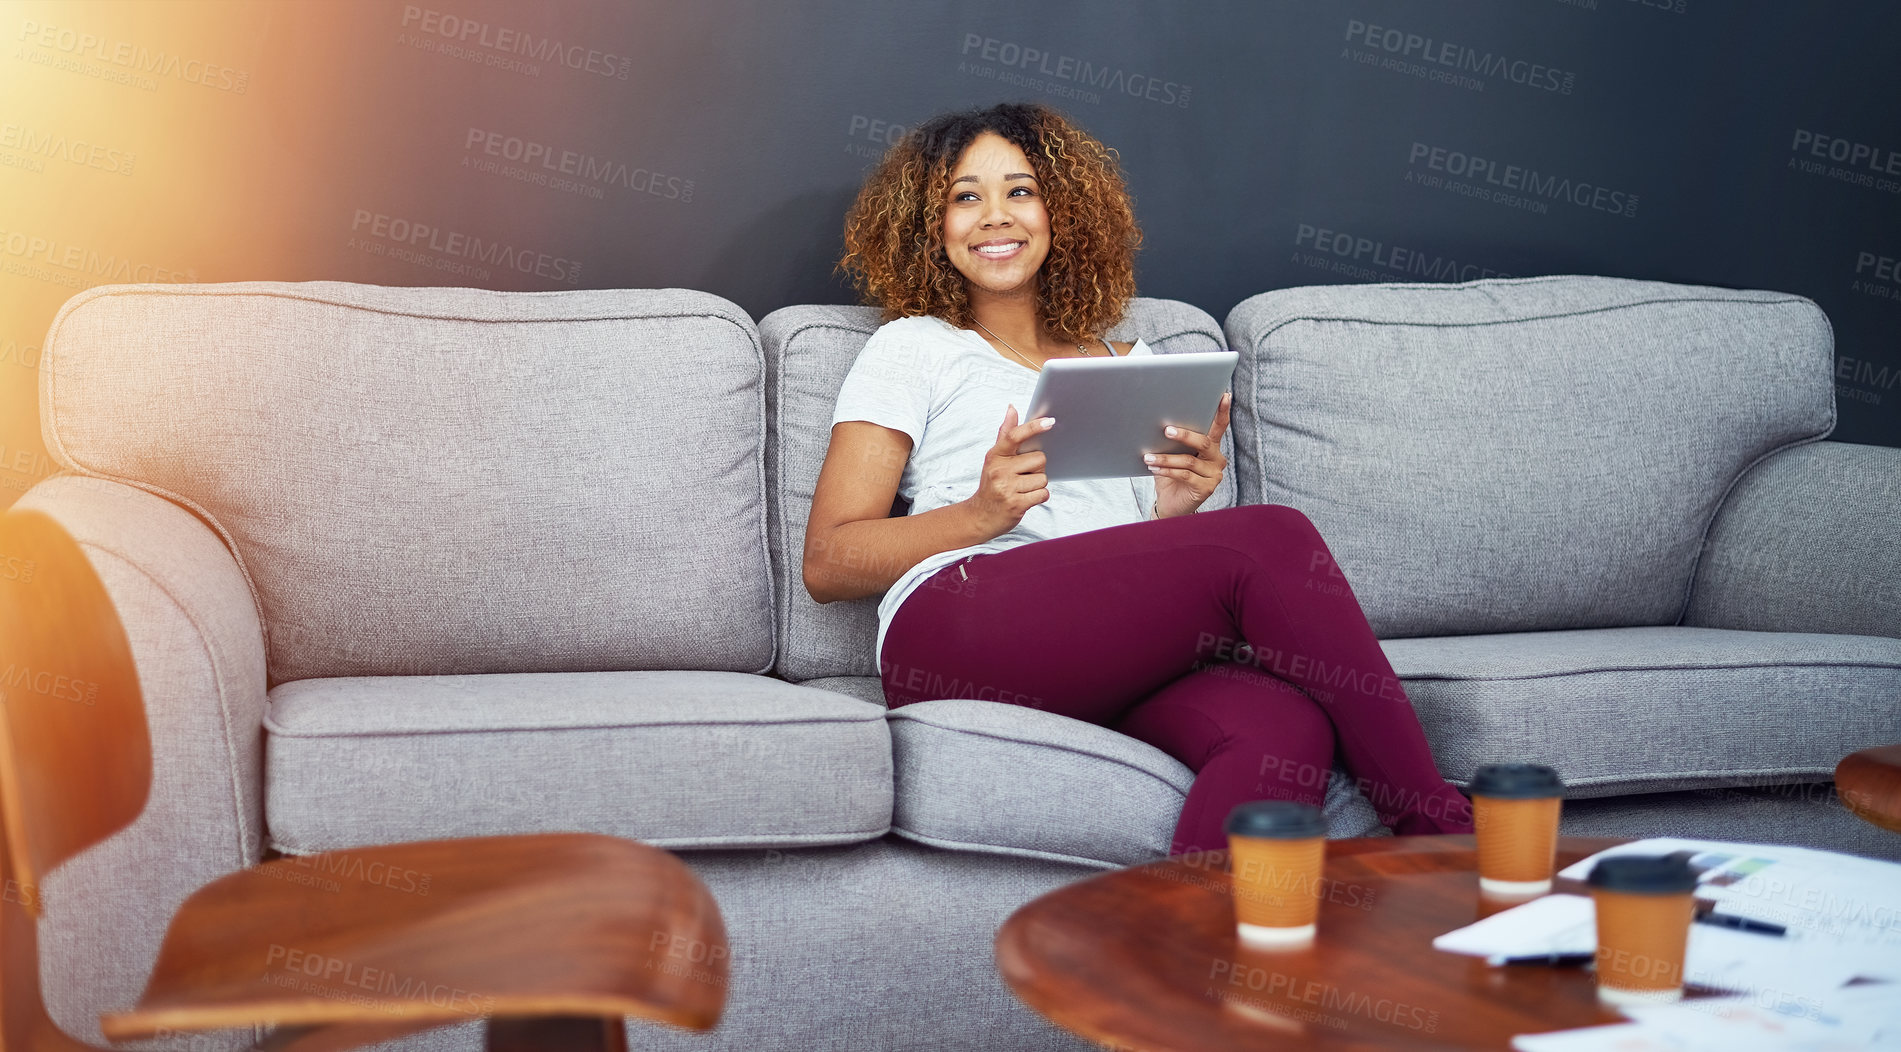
[837,102,1142,344]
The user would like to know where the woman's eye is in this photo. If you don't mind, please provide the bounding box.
[1010,186,1033,196]
[955,191,978,202]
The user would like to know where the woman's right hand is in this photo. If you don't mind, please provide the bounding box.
[964,404,1055,538]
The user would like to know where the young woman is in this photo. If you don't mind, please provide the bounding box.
[804,101,1472,853]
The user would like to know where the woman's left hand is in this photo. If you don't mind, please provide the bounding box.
[1147,391,1230,518]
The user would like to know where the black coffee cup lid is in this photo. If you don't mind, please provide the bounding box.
[1470,763,1564,799]
[1225,800,1325,839]
[1586,854,1698,894]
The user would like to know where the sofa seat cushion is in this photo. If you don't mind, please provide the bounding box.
[884,698,1384,869]
[264,670,892,854]
[1388,626,1901,798]
[1559,785,1901,863]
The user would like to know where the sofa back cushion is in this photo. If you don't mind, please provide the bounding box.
[41,281,773,680]
[1222,275,1834,638]
[764,299,1231,683]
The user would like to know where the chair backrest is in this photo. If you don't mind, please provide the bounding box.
[38,281,775,684]
[1,509,149,1049]
[1222,275,1834,639]
[762,299,1234,683]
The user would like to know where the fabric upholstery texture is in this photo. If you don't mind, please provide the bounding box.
[24,275,1900,1051]
[357,838,1099,1052]
[795,673,885,706]
[764,299,1235,683]
[1386,626,1901,797]
[1562,784,1901,863]
[1222,275,1835,639]
[1685,440,1901,641]
[265,671,893,853]
[886,698,1385,868]
[353,805,1897,1052]
[38,281,774,681]
[16,476,266,1051]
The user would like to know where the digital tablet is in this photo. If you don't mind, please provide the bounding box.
[1015,350,1238,480]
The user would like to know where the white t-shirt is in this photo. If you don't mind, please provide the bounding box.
[828,314,1158,670]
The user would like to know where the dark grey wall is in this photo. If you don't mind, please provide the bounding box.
[5,0,1897,502]
[258,0,1901,445]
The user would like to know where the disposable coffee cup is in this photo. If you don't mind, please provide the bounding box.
[1587,855,1697,1005]
[1225,801,1326,948]
[1470,763,1564,897]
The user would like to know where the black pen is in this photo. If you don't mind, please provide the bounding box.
[1487,952,1595,966]
[1695,912,1787,937]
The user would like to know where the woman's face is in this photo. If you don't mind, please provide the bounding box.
[940,130,1050,301]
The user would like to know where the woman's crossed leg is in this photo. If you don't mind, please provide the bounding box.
[1110,661,1340,853]
[879,502,1472,851]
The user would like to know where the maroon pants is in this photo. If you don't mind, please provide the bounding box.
[880,503,1472,854]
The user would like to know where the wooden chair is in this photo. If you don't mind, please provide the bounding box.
[0,510,729,1051]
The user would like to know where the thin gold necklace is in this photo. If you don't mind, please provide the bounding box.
[972,318,1095,372]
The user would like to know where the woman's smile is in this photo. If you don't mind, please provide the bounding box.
[940,130,1051,297]
[971,238,1027,261]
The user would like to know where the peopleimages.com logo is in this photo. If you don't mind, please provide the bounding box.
[1554,0,1688,14]
[844,115,911,160]
[1343,19,1575,95]
[1788,129,1901,195]
[0,226,198,290]
[1292,222,1513,284]
[1853,250,1899,305]
[15,18,251,93]
[398,5,631,79]
[463,127,693,202]
[347,209,583,284]
[0,442,56,496]
[1835,353,1898,407]
[0,121,136,176]
[1407,142,1640,219]
[957,33,1191,108]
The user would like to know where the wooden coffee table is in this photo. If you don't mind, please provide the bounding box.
[997,835,1650,1050]
[1838,744,1901,833]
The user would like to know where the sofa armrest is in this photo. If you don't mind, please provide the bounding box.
[1684,441,1901,639]
[13,475,266,1048]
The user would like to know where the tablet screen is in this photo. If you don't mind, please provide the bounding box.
[1016,351,1236,480]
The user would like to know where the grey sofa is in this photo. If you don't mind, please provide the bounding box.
[20,275,1898,1051]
